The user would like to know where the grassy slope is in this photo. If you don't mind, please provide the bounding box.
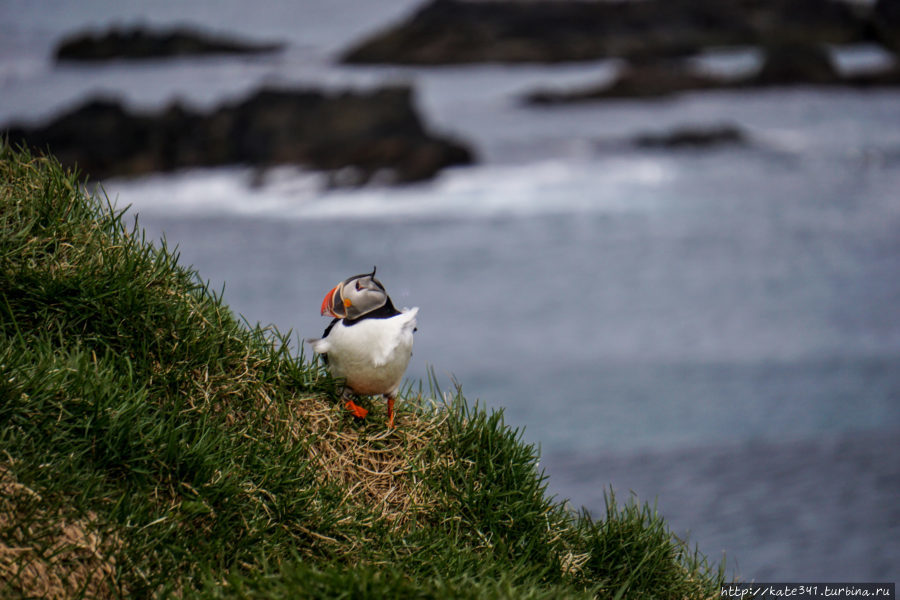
[0,144,725,599]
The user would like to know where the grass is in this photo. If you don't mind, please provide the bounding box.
[0,143,727,598]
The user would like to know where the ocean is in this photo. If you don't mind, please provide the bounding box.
[2,0,899,581]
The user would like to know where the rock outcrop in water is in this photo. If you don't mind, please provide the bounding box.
[527,62,721,103]
[525,44,900,104]
[55,26,285,61]
[341,0,868,65]
[3,86,474,184]
[631,124,748,150]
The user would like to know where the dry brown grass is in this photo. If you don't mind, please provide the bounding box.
[0,464,122,599]
[294,393,449,527]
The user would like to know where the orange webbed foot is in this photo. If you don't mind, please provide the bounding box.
[344,399,369,419]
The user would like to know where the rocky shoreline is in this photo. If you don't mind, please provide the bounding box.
[3,86,473,184]
[11,0,900,184]
[525,44,900,104]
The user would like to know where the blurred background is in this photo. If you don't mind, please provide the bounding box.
[2,0,899,581]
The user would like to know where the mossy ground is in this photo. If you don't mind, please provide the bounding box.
[0,144,726,598]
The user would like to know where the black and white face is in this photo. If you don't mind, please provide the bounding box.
[320,267,388,320]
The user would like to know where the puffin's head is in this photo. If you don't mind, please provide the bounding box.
[320,266,389,320]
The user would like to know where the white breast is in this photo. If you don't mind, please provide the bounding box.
[311,308,418,396]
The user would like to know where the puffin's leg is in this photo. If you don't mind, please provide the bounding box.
[341,388,368,419]
[385,394,396,428]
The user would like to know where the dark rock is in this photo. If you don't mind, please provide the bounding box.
[526,62,722,104]
[752,43,841,85]
[342,0,866,65]
[3,86,474,184]
[871,0,900,53]
[55,26,285,61]
[632,124,748,149]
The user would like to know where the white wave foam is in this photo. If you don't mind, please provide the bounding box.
[104,157,677,222]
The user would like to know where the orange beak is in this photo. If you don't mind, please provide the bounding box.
[321,285,339,317]
[321,284,349,318]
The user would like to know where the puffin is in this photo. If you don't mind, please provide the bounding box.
[308,267,418,428]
